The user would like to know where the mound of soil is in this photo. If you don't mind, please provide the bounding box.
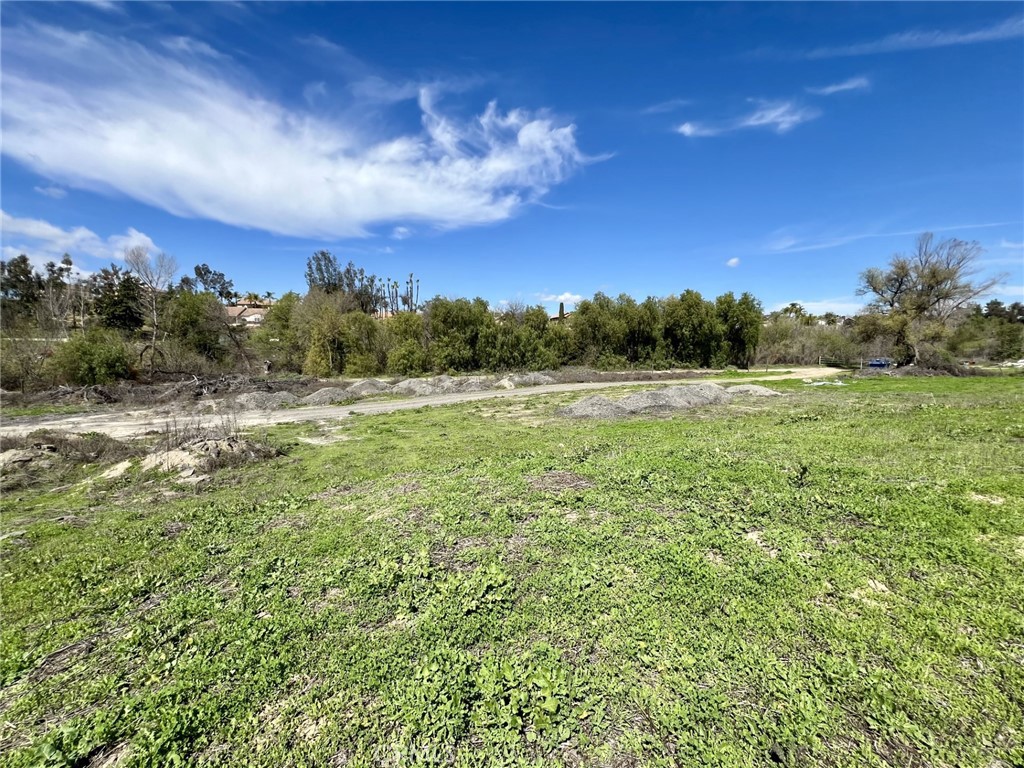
[346,379,391,396]
[558,395,628,419]
[559,383,733,419]
[234,391,300,410]
[455,376,493,392]
[726,384,782,396]
[498,373,557,388]
[301,387,352,406]
[391,378,440,397]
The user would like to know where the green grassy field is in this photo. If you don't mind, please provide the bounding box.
[2,377,1022,767]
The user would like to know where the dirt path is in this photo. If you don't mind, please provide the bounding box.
[0,367,843,439]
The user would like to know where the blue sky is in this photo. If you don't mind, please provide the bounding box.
[2,2,1022,315]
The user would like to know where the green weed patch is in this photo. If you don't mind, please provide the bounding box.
[1,378,1022,766]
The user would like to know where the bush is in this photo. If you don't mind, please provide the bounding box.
[44,330,135,386]
[0,326,47,392]
[387,339,430,376]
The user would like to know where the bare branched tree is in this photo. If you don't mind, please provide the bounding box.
[125,246,178,375]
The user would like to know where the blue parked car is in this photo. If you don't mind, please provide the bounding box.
[868,357,893,368]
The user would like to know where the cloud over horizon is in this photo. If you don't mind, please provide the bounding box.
[1,210,159,272]
[1,23,596,240]
[771,297,865,316]
[538,291,583,304]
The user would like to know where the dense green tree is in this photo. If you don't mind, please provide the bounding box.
[663,290,723,367]
[253,292,303,371]
[572,293,627,365]
[339,311,384,375]
[91,267,145,333]
[192,264,235,302]
[305,250,342,294]
[385,311,430,375]
[0,254,43,320]
[480,304,555,371]
[716,291,762,368]
[618,294,661,364]
[426,297,494,372]
[164,291,227,361]
[305,251,385,314]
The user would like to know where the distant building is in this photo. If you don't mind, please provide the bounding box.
[225,304,268,325]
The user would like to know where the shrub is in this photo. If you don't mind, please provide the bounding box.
[387,339,430,376]
[44,329,134,386]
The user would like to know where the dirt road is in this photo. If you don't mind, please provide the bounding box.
[0,367,843,439]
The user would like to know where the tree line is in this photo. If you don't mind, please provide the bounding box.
[1,233,1020,391]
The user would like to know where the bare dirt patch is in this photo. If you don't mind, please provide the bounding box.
[264,515,309,532]
[851,579,892,607]
[310,482,366,502]
[744,530,779,558]
[432,537,489,571]
[705,550,726,566]
[88,742,132,768]
[527,471,595,493]
[163,521,190,539]
[969,492,1005,505]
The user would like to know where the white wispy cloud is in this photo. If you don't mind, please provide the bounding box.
[771,297,865,316]
[999,239,1024,249]
[33,185,67,199]
[805,16,1024,59]
[161,36,226,59]
[726,257,740,268]
[678,100,821,138]
[83,0,124,13]
[989,284,1024,299]
[1,210,159,271]
[302,80,327,105]
[391,226,411,240]
[642,98,691,115]
[805,76,871,96]
[765,221,1014,254]
[1,23,596,240]
[538,292,583,304]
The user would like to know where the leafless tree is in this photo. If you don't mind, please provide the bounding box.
[125,246,178,375]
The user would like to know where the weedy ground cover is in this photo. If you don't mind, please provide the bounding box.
[1,377,1022,766]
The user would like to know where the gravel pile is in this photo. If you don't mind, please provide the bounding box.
[496,372,557,389]
[560,383,733,419]
[558,395,628,419]
[391,378,440,396]
[457,376,494,392]
[301,387,353,406]
[508,372,556,387]
[724,384,781,397]
[235,391,300,410]
[346,379,391,396]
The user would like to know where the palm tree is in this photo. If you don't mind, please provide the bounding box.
[782,302,806,319]
[263,291,275,305]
